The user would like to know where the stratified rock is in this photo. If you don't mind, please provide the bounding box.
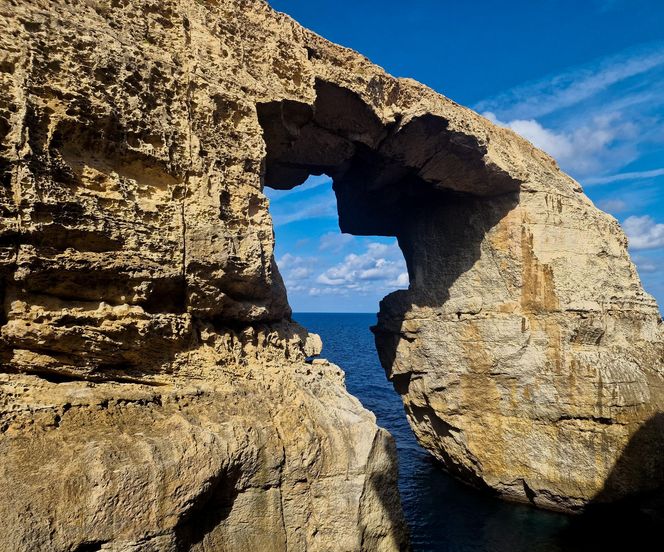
[0,1,410,550]
[0,334,404,551]
[0,2,662,552]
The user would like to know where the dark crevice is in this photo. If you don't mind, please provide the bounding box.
[555,415,616,425]
[174,466,242,550]
[72,541,108,552]
[0,278,6,328]
[32,370,85,384]
[8,277,187,315]
[390,372,412,396]
[522,479,537,503]
[2,367,170,387]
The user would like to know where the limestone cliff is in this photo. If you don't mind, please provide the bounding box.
[0,1,411,550]
[0,1,663,550]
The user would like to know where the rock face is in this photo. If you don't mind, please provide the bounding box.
[0,1,662,551]
[0,1,411,550]
[374,194,664,511]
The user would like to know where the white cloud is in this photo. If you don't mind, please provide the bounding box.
[584,168,664,186]
[288,267,311,280]
[277,253,309,270]
[319,232,354,252]
[476,43,664,120]
[636,260,658,273]
[315,242,409,292]
[623,215,664,250]
[276,240,410,299]
[484,111,636,176]
[269,195,337,226]
[393,272,410,287]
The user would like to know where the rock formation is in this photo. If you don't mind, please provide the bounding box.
[0,1,410,550]
[0,0,662,550]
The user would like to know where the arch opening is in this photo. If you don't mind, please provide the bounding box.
[257,79,521,299]
[264,173,410,313]
[257,79,521,487]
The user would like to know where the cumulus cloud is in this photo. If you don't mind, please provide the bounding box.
[278,253,308,270]
[277,254,318,284]
[477,42,664,182]
[288,267,311,280]
[623,215,664,250]
[393,272,410,287]
[315,242,409,293]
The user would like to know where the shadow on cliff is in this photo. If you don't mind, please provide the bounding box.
[174,466,242,549]
[553,412,664,552]
[361,431,412,551]
[371,189,520,397]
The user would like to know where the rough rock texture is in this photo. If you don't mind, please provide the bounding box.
[374,194,664,511]
[0,1,411,550]
[0,1,663,550]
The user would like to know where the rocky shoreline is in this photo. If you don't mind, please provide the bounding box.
[0,0,662,550]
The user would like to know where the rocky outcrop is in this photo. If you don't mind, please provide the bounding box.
[0,1,411,550]
[0,1,662,550]
[0,335,405,551]
[374,193,664,511]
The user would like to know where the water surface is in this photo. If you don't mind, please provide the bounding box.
[294,312,642,552]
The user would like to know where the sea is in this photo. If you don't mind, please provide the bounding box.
[293,312,646,552]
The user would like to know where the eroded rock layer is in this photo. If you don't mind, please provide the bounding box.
[0,0,663,549]
[0,0,415,550]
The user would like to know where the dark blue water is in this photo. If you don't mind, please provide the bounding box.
[294,313,640,552]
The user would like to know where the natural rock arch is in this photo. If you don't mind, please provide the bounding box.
[0,0,662,550]
[258,77,664,511]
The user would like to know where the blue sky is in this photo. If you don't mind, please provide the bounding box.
[266,0,664,312]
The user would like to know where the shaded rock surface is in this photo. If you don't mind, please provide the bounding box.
[0,0,662,550]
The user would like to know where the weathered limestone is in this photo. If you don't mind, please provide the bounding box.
[0,1,412,550]
[374,193,664,511]
[0,334,405,551]
[0,0,662,549]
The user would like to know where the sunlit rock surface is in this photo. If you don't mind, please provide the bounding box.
[0,1,409,550]
[0,0,662,549]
